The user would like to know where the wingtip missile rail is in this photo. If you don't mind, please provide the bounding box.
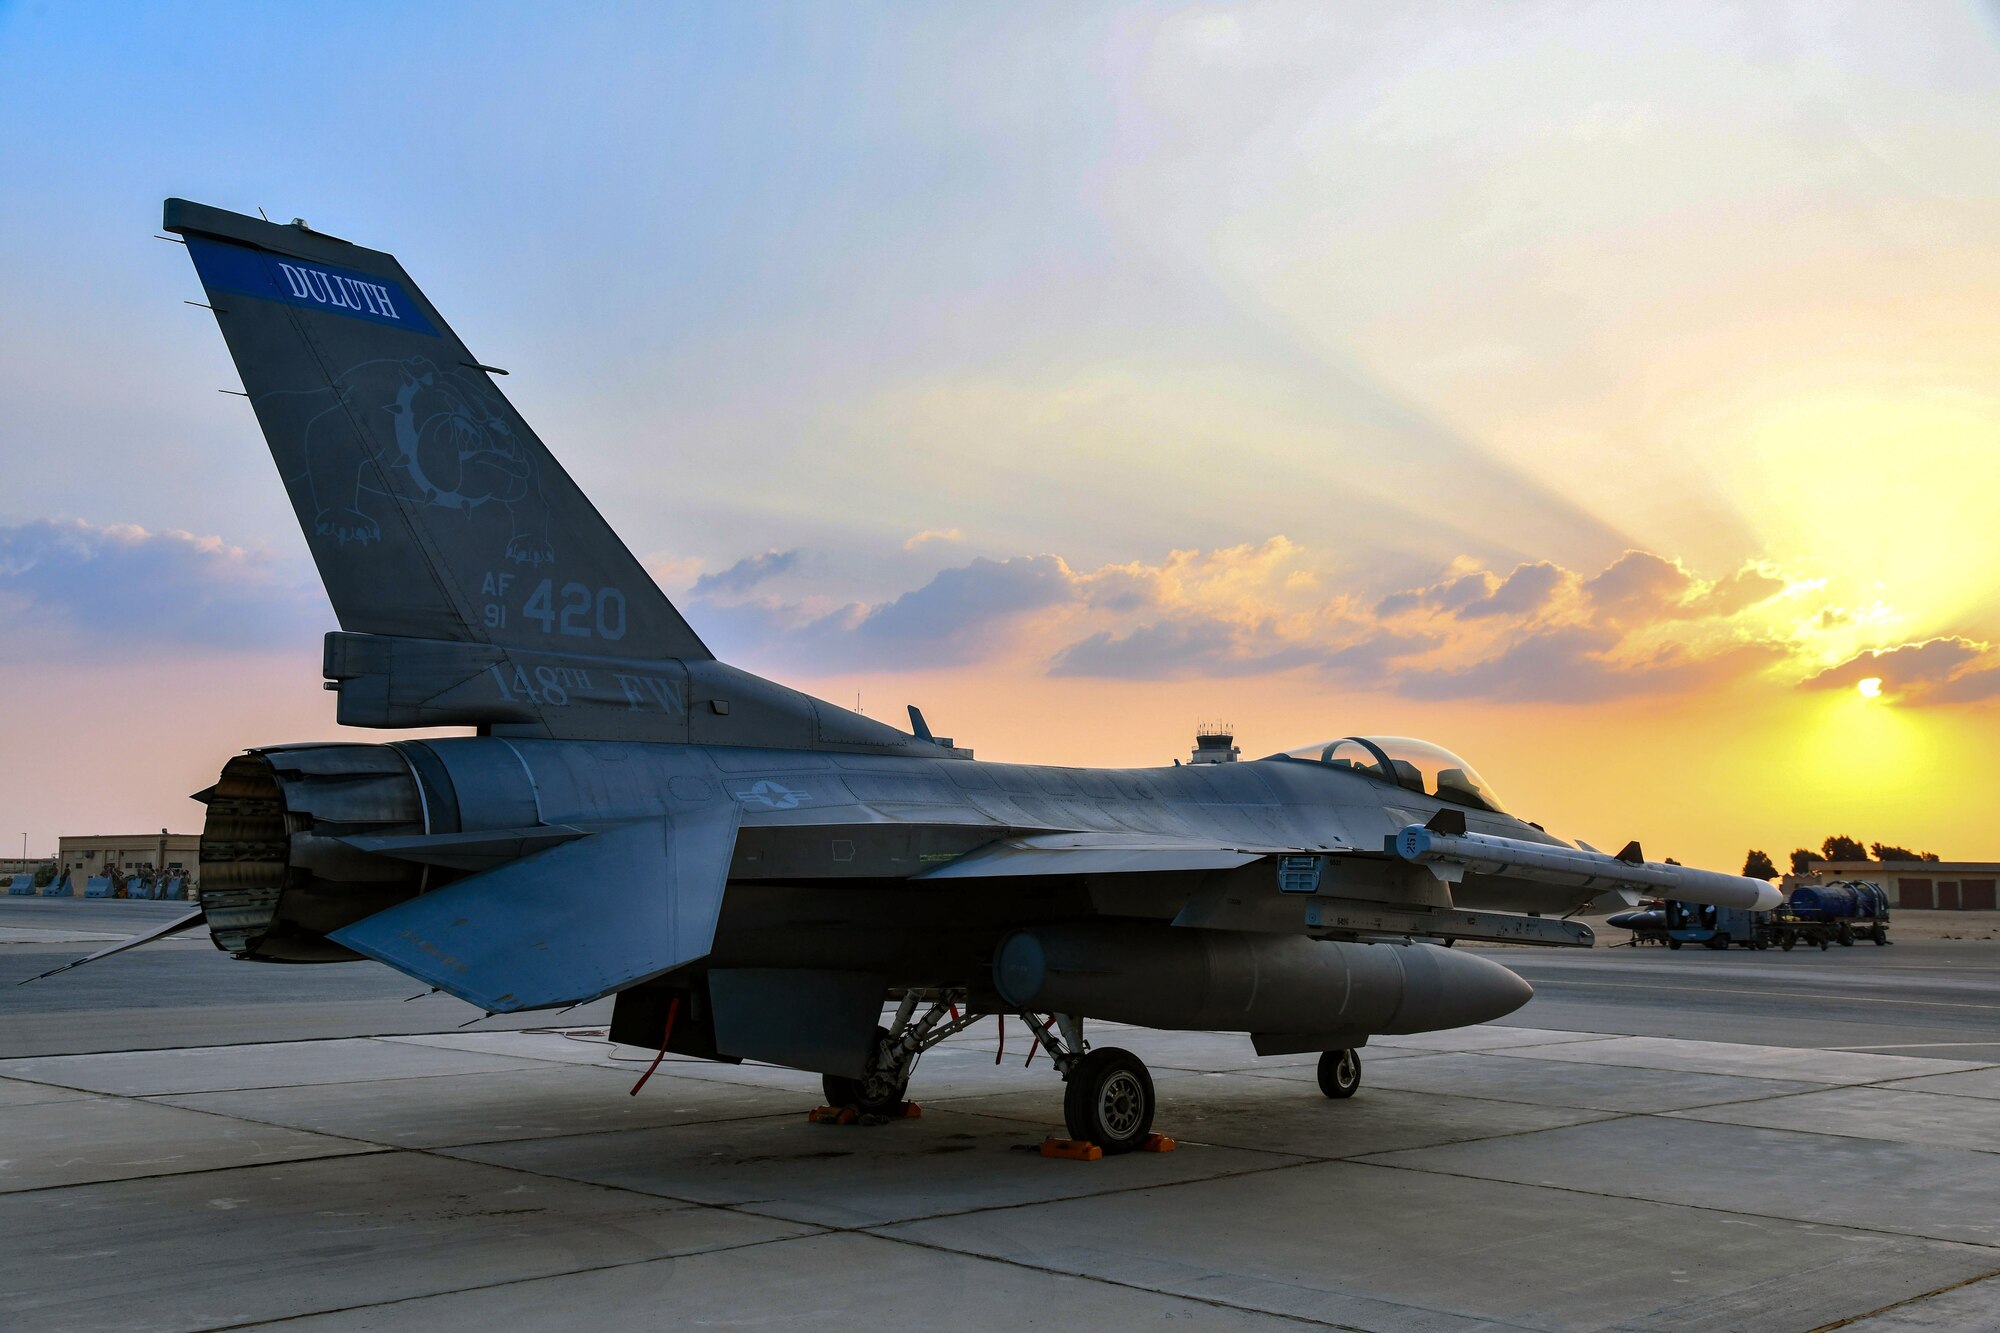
[1389,823,1782,912]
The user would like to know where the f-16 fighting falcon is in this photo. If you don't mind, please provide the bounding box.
[44,199,1780,1153]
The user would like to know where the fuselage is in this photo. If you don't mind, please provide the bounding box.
[198,732,1571,979]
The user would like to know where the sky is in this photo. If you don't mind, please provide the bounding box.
[4,1,2000,872]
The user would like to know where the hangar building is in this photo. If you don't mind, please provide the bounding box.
[52,831,201,896]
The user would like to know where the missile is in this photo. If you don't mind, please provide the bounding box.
[1390,823,1782,911]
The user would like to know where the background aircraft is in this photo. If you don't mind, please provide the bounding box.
[97,199,1777,1153]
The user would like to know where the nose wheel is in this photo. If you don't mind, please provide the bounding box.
[1317,1048,1362,1098]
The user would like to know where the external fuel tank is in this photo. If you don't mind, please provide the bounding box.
[993,922,1532,1038]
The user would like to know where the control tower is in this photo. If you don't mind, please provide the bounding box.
[1189,723,1241,765]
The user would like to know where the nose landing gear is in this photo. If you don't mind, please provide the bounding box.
[1317,1047,1362,1098]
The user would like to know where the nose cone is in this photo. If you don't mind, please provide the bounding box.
[1387,943,1534,1034]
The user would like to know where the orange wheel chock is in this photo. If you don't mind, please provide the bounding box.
[899,1101,923,1119]
[1140,1133,1177,1153]
[807,1106,858,1125]
[1039,1137,1103,1161]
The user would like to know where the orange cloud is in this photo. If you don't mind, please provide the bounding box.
[695,538,1862,704]
[1803,637,2000,703]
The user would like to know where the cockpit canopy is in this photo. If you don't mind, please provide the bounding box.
[1270,736,1506,813]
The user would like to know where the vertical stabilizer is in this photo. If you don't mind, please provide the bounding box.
[165,199,710,663]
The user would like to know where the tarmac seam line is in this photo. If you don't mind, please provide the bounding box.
[1653,1099,2000,1158]
[174,1227,830,1333]
[1458,1051,1988,1086]
[779,1103,1663,1232]
[1353,1146,2000,1252]
[136,1086,819,1153]
[1802,1262,2000,1332]
[1193,1093,1629,1140]
[1854,1084,2000,1105]
[719,1149,1327,1230]
[1223,1059,1823,1114]
[853,1228,1373,1331]
[0,1145,400,1199]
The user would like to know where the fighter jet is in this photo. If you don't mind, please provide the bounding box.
[84,200,1780,1152]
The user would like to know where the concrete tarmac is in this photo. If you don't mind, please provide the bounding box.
[1499,937,2000,1062]
[3,899,1998,1330]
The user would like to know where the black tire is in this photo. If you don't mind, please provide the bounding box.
[1063,1047,1155,1154]
[822,1025,908,1115]
[1874,924,1888,946]
[1781,934,1795,951]
[1838,924,1854,947]
[1704,936,1730,951]
[1819,937,1829,951]
[1668,938,1683,950]
[1317,1048,1362,1099]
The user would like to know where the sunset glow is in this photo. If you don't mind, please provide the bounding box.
[3,4,1997,874]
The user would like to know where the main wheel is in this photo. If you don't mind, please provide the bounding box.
[1317,1048,1362,1099]
[1063,1047,1155,1154]
[822,1026,909,1115]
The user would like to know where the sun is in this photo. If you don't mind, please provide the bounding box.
[1857,676,1883,699]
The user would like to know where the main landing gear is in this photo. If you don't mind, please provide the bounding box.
[822,998,1167,1154]
[823,998,1359,1152]
[822,991,985,1117]
[1007,1010,1156,1153]
[1064,1047,1156,1152]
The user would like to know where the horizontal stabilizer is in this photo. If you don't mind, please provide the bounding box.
[331,803,741,1012]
